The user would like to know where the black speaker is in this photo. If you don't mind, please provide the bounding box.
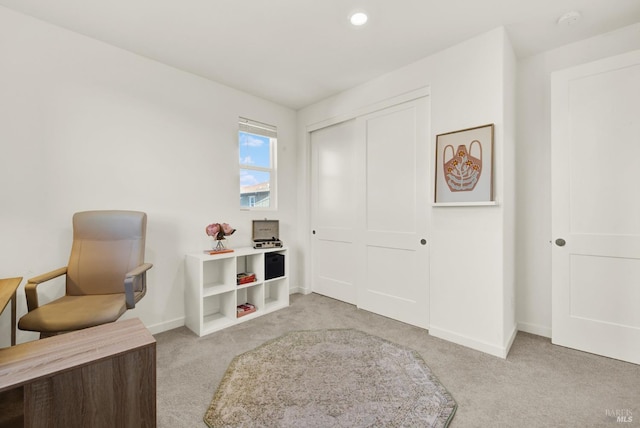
[265,253,285,280]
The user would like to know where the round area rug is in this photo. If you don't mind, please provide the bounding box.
[204,329,457,427]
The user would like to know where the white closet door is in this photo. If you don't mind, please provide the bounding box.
[310,119,358,304]
[357,98,430,329]
[552,50,640,364]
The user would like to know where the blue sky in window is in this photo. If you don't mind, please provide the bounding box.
[239,131,271,187]
[240,169,270,187]
[239,132,270,168]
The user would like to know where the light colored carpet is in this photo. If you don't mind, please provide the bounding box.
[203,329,456,427]
[155,293,640,427]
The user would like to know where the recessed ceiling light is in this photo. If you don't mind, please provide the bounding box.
[350,12,368,26]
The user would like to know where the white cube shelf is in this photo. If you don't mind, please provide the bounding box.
[185,247,289,337]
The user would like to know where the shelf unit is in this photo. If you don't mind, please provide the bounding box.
[185,247,289,337]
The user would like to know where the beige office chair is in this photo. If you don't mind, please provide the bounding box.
[18,210,152,338]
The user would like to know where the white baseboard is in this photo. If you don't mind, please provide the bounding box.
[429,324,514,359]
[517,322,552,338]
[289,286,311,295]
[146,317,185,335]
[504,325,518,357]
[133,289,316,336]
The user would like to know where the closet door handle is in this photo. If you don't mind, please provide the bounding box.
[420,239,427,245]
[555,238,566,247]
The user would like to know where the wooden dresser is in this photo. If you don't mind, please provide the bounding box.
[0,318,156,427]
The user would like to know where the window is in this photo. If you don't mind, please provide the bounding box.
[239,117,277,209]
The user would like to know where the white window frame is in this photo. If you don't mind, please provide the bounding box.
[239,117,277,211]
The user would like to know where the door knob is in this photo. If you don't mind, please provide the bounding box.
[555,238,566,247]
[420,239,427,245]
[312,230,316,235]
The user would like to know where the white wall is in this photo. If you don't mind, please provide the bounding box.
[516,23,640,338]
[502,33,517,348]
[4,4,634,353]
[0,6,298,346]
[298,28,517,357]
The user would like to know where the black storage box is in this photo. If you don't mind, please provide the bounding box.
[265,253,285,280]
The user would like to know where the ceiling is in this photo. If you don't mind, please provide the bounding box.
[1,0,639,109]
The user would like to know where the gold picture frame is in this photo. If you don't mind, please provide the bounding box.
[434,124,494,204]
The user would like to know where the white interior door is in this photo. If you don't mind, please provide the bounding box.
[551,50,640,364]
[310,119,357,304]
[357,98,430,329]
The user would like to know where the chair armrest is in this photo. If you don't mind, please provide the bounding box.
[25,267,68,312]
[126,263,153,278]
[124,263,153,309]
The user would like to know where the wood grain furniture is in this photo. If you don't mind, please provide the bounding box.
[185,247,289,337]
[0,318,156,427]
[0,277,21,347]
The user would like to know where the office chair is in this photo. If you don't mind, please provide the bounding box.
[18,210,152,338]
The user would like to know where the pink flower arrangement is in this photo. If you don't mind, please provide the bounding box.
[206,223,236,240]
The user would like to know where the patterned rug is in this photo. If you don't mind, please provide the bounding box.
[204,329,457,427]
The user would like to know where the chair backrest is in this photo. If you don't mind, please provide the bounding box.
[66,210,147,296]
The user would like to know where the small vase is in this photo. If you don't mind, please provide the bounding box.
[212,239,227,251]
